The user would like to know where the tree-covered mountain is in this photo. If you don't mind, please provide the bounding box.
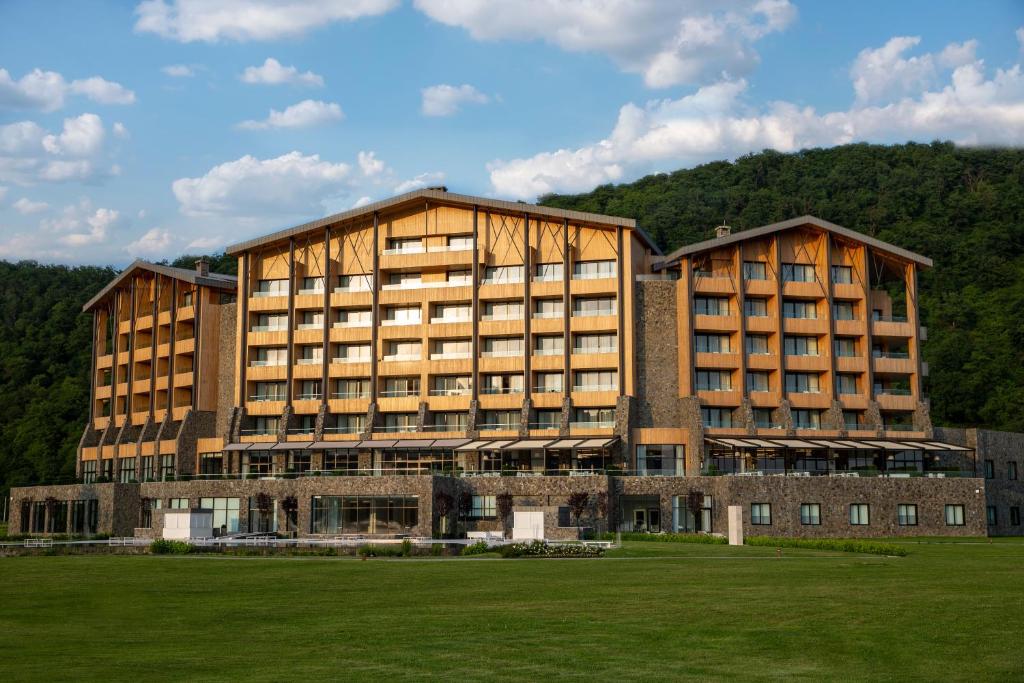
[1,141,1022,495]
[540,142,1024,432]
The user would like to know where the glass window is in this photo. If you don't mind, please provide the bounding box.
[849,503,870,525]
[783,300,816,319]
[696,370,732,391]
[251,381,287,402]
[1010,507,1020,526]
[742,261,767,280]
[573,297,616,317]
[573,260,615,279]
[744,298,768,317]
[335,344,371,362]
[800,503,821,525]
[574,407,614,427]
[837,374,859,395]
[335,378,370,399]
[574,370,617,391]
[534,262,564,281]
[534,299,564,318]
[160,455,175,480]
[792,409,821,430]
[431,375,471,396]
[482,374,524,394]
[786,373,820,394]
[448,234,472,249]
[383,377,420,397]
[831,265,853,284]
[387,272,422,288]
[833,301,856,320]
[782,263,815,283]
[984,460,994,479]
[535,372,564,393]
[118,457,136,483]
[200,454,223,475]
[834,337,857,357]
[447,269,472,285]
[784,336,819,356]
[383,413,417,431]
[470,495,496,519]
[751,503,772,525]
[945,504,965,526]
[572,334,617,354]
[432,412,468,432]
[431,338,471,359]
[746,371,770,392]
[482,265,523,284]
[254,279,288,297]
[483,336,524,357]
[745,334,769,354]
[987,506,997,526]
[200,497,240,533]
[533,409,561,429]
[384,340,421,360]
[694,296,729,316]
[336,308,372,327]
[311,496,418,534]
[387,237,423,253]
[1009,462,1018,480]
[696,334,731,353]
[483,300,524,321]
[672,494,712,533]
[701,407,732,428]
[637,445,684,476]
[481,410,520,430]
[753,408,774,428]
[253,313,288,332]
[337,274,372,292]
[433,302,471,321]
[384,305,422,324]
[535,335,564,355]
[898,504,918,526]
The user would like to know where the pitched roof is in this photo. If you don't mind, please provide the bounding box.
[653,215,932,269]
[224,187,661,255]
[82,260,237,312]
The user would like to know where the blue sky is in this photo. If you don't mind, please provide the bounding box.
[1,0,1022,266]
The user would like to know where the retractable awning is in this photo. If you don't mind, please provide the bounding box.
[222,443,252,451]
[270,441,313,450]
[577,437,619,448]
[308,440,360,449]
[480,440,515,450]
[501,440,554,450]
[546,439,583,449]
[456,441,492,451]
[359,440,397,448]
[705,437,974,451]
[392,439,437,449]
[432,439,471,448]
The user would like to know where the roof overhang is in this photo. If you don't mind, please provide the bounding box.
[705,437,971,451]
[82,259,237,312]
[224,188,660,256]
[654,215,932,270]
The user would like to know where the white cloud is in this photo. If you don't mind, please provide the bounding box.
[172,151,353,218]
[357,150,385,177]
[238,99,343,130]
[394,171,445,194]
[39,200,120,246]
[0,68,135,111]
[0,198,126,261]
[0,113,114,184]
[241,58,324,87]
[413,0,796,88]
[850,36,977,104]
[134,0,399,42]
[488,34,1024,199]
[421,84,489,116]
[352,196,372,208]
[113,122,129,138]
[162,64,195,77]
[12,197,48,214]
[125,227,174,256]
[186,235,223,250]
[0,186,7,202]
[1017,27,1024,52]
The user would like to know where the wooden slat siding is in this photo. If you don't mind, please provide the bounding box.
[736,244,747,398]
[150,275,159,416]
[616,225,625,397]
[910,263,924,398]
[825,235,838,401]
[471,206,479,401]
[169,280,177,412]
[286,237,296,407]
[774,234,786,403]
[370,211,380,402]
[192,280,202,412]
[126,275,136,420]
[322,226,331,405]
[523,213,532,396]
[863,247,875,407]
[562,218,570,399]
[89,310,98,423]
[112,292,119,425]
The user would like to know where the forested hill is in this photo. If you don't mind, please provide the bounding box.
[540,142,1024,433]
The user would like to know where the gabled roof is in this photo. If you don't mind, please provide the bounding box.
[653,215,932,269]
[83,259,237,312]
[224,187,661,255]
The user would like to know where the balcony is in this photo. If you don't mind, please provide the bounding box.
[251,325,287,333]
[429,388,471,397]
[296,358,322,365]
[382,354,421,362]
[430,352,472,361]
[572,384,618,392]
[480,386,523,395]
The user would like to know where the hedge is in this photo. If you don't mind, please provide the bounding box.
[745,536,907,556]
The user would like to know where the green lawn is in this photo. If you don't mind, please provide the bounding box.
[1,539,1023,681]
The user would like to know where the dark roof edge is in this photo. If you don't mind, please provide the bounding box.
[652,215,932,269]
[224,188,660,256]
[82,259,237,312]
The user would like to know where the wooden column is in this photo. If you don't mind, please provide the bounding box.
[863,247,875,400]
[825,236,838,400]
[192,282,202,412]
[370,212,380,401]
[322,226,332,404]
[735,245,747,398]
[522,213,532,395]
[88,310,98,423]
[616,225,625,397]
[237,256,248,406]
[286,237,296,407]
[125,276,136,420]
[471,206,480,401]
[169,280,177,411]
[684,258,697,395]
[774,234,786,403]
[149,275,159,416]
[562,218,571,398]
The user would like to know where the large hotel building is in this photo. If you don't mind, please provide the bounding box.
[10,189,1024,539]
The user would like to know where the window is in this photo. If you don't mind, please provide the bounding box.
[784,336,819,356]
[535,262,563,281]
[336,308,372,327]
[984,460,995,479]
[329,414,365,434]
[746,371,770,392]
[673,494,712,532]
[800,503,821,525]
[1011,507,1021,526]
[701,407,732,428]
[483,336,524,357]
[573,296,616,317]
[843,411,863,429]
[447,269,472,285]
[254,279,288,297]
[118,457,136,483]
[782,263,815,282]
[200,497,240,533]
[696,334,731,353]
[745,334,769,354]
[695,296,729,316]
[832,302,856,321]
[447,234,472,250]
[337,274,372,292]
[783,300,816,319]
[792,409,821,430]
[535,335,564,356]
[199,453,223,475]
[481,410,519,430]
[744,298,768,317]
[987,506,997,526]
[849,503,870,525]
[311,496,418,534]
[293,414,316,434]
[251,381,287,402]
[785,372,820,394]
[70,500,98,535]
[431,338,471,360]
[482,265,523,284]
[945,504,965,526]
[160,455,175,480]
[140,456,154,481]
[470,495,496,519]
[387,272,421,289]
[384,305,422,325]
[252,416,279,436]
[335,378,370,399]
[335,344,371,363]
[383,377,420,397]
[387,237,423,253]
[384,340,421,361]
[753,408,774,428]
[696,370,732,391]
[534,410,561,429]
[483,300,524,321]
[751,503,772,525]
[1009,462,1018,480]
[81,460,97,483]
[384,413,417,431]
[324,450,359,472]
[182,291,194,307]
[574,370,617,392]
[432,412,468,432]
[253,313,288,332]
[897,504,918,526]
[482,374,524,394]
[834,338,857,357]
[298,346,323,364]
[168,497,189,509]
[534,299,564,318]
[299,276,324,294]
[831,265,853,284]
[742,261,767,280]
[573,260,615,279]
[431,375,471,396]
[574,407,615,427]
[433,303,471,322]
[636,445,684,476]
[535,372,564,393]
[573,333,616,354]
[836,374,859,395]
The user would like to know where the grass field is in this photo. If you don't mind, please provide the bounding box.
[1,539,1022,681]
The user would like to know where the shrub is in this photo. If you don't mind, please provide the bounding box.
[150,539,194,554]
[460,541,493,556]
[358,542,413,558]
[595,532,727,545]
[744,536,907,557]
[498,540,604,558]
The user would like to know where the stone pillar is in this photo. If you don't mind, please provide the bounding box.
[518,398,533,437]
[728,505,744,545]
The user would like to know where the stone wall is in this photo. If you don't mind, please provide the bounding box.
[215,301,237,440]
[8,483,140,537]
[936,427,1024,536]
[633,280,681,429]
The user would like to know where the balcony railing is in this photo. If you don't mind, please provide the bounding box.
[876,387,912,395]
[251,325,287,333]
[535,348,563,356]
[249,395,285,403]
[429,388,471,396]
[571,420,615,429]
[533,311,564,319]
[331,391,370,399]
[253,290,288,298]
[332,356,370,364]
[296,358,322,365]
[480,314,524,322]
[573,346,617,354]
[430,316,472,324]
[528,422,561,430]
[297,288,324,296]
[874,315,909,323]
[481,350,523,358]
[382,245,425,255]
[323,425,364,434]
[383,354,421,362]
[295,393,321,401]
[296,323,324,330]
[429,352,472,360]
[572,309,616,317]
[380,389,419,398]
[873,351,910,359]
[480,386,523,395]
[427,244,472,253]
[478,423,518,431]
[333,320,371,328]
[428,423,467,432]
[573,384,618,392]
[884,424,917,431]
[382,318,422,326]
[377,424,418,432]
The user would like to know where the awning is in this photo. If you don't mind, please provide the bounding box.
[864,440,910,450]
[308,440,359,450]
[502,440,554,450]
[578,437,618,448]
[807,440,850,449]
[716,438,760,448]
[546,439,582,449]
[393,439,437,449]
[456,441,492,451]
[925,441,972,451]
[222,443,252,451]
[704,436,973,452]
[360,440,397,448]
[775,439,820,449]
[270,441,313,450]
[432,438,471,448]
[480,440,514,450]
